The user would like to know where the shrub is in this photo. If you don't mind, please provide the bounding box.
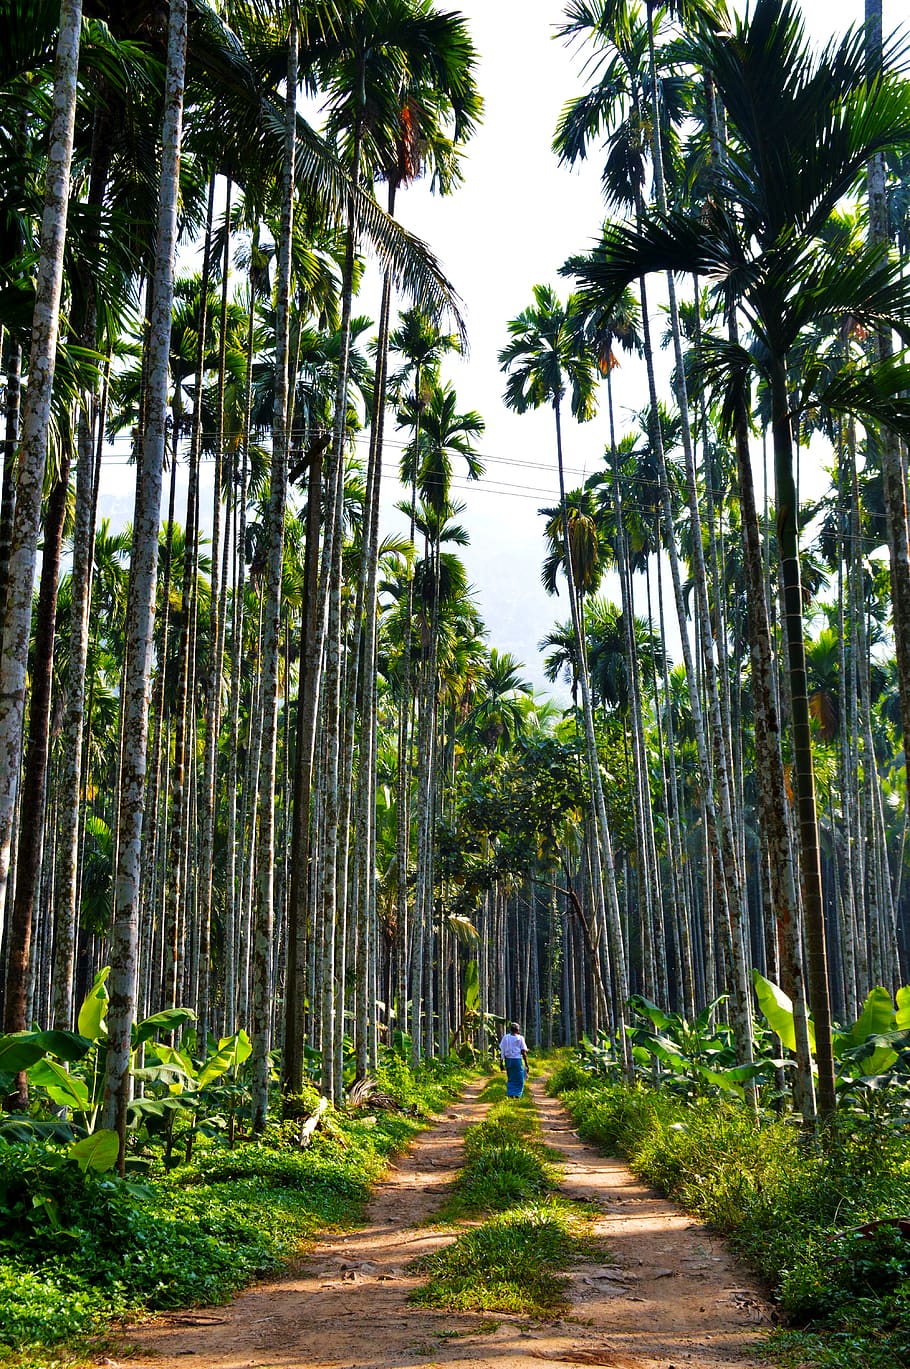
[550,1072,910,1368]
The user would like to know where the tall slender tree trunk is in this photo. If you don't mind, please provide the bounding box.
[284,437,323,1089]
[52,99,113,1030]
[251,20,297,1131]
[770,354,836,1121]
[553,399,629,1067]
[224,292,254,1035]
[101,0,189,1161]
[52,415,102,1032]
[3,459,70,1077]
[730,359,815,1122]
[354,259,393,1078]
[865,0,910,785]
[163,179,215,1013]
[197,180,233,1053]
[0,0,82,945]
[0,335,22,657]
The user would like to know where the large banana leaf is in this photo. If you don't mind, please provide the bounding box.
[752,969,816,1054]
[77,967,110,1042]
[197,1030,252,1087]
[68,1129,119,1173]
[0,1032,47,1073]
[28,1058,91,1111]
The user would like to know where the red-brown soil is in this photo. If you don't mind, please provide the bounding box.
[110,1077,772,1369]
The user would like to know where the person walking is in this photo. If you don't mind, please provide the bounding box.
[499,1021,530,1098]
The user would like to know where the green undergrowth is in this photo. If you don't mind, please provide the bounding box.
[411,1199,597,1317]
[435,1076,557,1221]
[0,1056,468,1368]
[411,1065,604,1319]
[548,1066,910,1369]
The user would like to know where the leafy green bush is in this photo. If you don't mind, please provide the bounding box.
[546,1058,592,1095]
[0,1055,471,1358]
[0,1143,283,1348]
[549,1074,910,1368]
[374,1052,463,1115]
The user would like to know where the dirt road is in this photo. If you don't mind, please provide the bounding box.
[115,1078,772,1369]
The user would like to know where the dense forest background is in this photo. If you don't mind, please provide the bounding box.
[2,0,910,1161]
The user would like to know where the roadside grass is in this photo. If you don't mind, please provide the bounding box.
[0,1058,469,1369]
[410,1198,599,1317]
[434,1077,557,1222]
[548,1070,910,1369]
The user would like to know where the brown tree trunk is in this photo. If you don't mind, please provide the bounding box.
[770,353,836,1121]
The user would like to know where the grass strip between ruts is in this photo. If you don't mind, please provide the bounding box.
[433,1075,558,1221]
[410,1069,607,1318]
[411,1198,598,1317]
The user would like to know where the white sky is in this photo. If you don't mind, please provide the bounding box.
[97,0,903,700]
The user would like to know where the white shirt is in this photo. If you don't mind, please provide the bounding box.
[499,1032,527,1059]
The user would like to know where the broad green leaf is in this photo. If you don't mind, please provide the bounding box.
[68,1129,119,1172]
[132,1063,190,1086]
[464,960,479,1014]
[629,994,673,1031]
[694,995,729,1032]
[694,1063,744,1096]
[226,1029,252,1068]
[847,986,895,1047]
[839,1029,910,1077]
[132,1008,196,1049]
[127,1098,168,1120]
[0,1115,75,1144]
[198,1030,252,1087]
[28,1058,90,1109]
[630,1032,685,1071]
[146,1042,195,1088]
[752,970,816,1054]
[77,967,110,1042]
[862,1046,899,1076]
[896,986,910,1031]
[0,1032,46,1072]
[33,1030,93,1062]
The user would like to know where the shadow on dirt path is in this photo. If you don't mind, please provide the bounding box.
[531,1077,773,1368]
[112,1075,773,1369]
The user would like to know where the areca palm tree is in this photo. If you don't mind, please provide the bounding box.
[102,0,188,1159]
[570,0,910,1117]
[540,488,606,600]
[0,0,83,956]
[405,383,483,1061]
[459,650,533,754]
[499,284,629,1059]
[560,0,760,1082]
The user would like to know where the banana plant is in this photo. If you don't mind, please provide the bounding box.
[0,968,196,1169]
[130,1029,253,1163]
[626,994,774,1100]
[753,971,910,1080]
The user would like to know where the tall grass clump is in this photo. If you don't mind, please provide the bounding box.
[411,1201,592,1316]
[439,1078,555,1219]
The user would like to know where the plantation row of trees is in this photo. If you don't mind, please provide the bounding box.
[4,0,910,1156]
[490,0,910,1125]
[0,0,510,1147]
